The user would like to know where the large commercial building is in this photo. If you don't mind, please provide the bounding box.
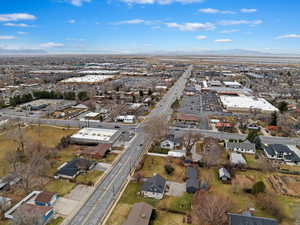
[71,128,120,144]
[220,95,278,113]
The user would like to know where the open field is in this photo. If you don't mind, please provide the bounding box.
[139,155,186,182]
[200,167,300,224]
[0,125,78,176]
[44,179,77,196]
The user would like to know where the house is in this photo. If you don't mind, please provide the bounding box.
[225,140,256,154]
[122,202,153,225]
[219,167,231,182]
[35,192,58,206]
[0,173,21,191]
[263,144,300,165]
[54,158,97,180]
[13,204,54,225]
[228,212,278,225]
[77,143,112,159]
[186,167,199,193]
[176,113,200,124]
[230,152,247,165]
[141,174,166,199]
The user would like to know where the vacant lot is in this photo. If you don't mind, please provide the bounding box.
[139,156,186,182]
[0,125,78,176]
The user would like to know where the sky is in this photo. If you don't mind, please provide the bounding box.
[0,0,300,54]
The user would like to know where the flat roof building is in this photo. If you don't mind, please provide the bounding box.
[71,128,119,144]
[220,96,278,113]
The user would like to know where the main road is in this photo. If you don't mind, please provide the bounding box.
[65,65,193,225]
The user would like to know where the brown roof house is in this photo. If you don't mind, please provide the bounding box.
[122,202,153,225]
[35,192,58,206]
[77,143,112,159]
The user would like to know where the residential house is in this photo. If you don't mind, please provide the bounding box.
[225,140,256,154]
[77,143,112,159]
[141,174,166,200]
[122,202,153,225]
[230,152,247,165]
[13,204,54,225]
[35,192,58,207]
[218,168,231,182]
[160,140,175,150]
[264,144,300,165]
[186,167,199,194]
[0,173,21,191]
[228,212,278,225]
[54,158,97,180]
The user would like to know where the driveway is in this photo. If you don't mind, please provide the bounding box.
[93,162,112,172]
[166,181,186,197]
[54,198,80,217]
[191,144,202,162]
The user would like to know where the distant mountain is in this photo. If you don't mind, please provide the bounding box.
[0,48,47,55]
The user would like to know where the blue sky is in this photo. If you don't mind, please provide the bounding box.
[0,0,300,54]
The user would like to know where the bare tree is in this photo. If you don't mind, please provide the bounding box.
[193,192,230,225]
[182,132,202,155]
[13,206,43,225]
[6,121,28,158]
[142,115,168,145]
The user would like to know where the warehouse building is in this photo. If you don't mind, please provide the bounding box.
[71,128,120,144]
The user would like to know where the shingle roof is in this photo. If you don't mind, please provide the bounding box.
[219,167,231,179]
[55,158,95,177]
[226,141,256,152]
[142,174,166,194]
[35,192,56,204]
[228,213,278,225]
[186,167,199,189]
[122,202,153,225]
[265,144,300,162]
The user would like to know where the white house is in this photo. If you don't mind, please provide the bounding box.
[160,140,175,150]
[141,174,166,200]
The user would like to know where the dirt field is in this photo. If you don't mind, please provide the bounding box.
[269,175,300,197]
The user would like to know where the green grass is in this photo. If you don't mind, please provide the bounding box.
[99,153,118,164]
[244,154,260,168]
[149,145,169,154]
[158,193,193,213]
[75,171,103,185]
[44,179,76,196]
[48,217,64,225]
[119,182,159,207]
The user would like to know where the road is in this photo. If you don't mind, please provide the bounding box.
[171,127,300,146]
[65,65,193,225]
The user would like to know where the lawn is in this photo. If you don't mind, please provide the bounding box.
[244,154,260,168]
[0,125,78,177]
[99,153,118,164]
[158,193,193,213]
[119,182,159,207]
[153,210,189,225]
[199,167,299,224]
[44,179,76,196]
[48,217,64,225]
[140,156,186,182]
[106,203,132,225]
[75,170,103,185]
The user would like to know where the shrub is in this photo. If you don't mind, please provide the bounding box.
[164,164,175,175]
[251,181,266,195]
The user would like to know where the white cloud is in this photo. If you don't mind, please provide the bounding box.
[215,38,232,43]
[220,29,240,34]
[115,19,145,25]
[0,13,36,22]
[17,32,28,35]
[199,8,235,14]
[240,8,257,13]
[165,22,215,31]
[0,36,16,40]
[65,0,91,6]
[4,23,30,27]
[120,0,205,5]
[40,42,64,48]
[195,35,207,40]
[219,19,263,26]
[68,19,76,24]
[276,34,300,39]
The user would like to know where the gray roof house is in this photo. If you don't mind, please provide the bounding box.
[264,144,300,165]
[122,202,153,225]
[230,152,247,165]
[141,174,166,200]
[226,140,256,154]
[228,212,278,225]
[186,167,199,193]
[219,167,231,182]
